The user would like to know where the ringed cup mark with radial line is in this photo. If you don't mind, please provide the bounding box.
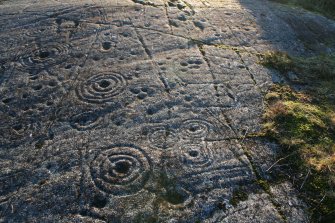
[90,145,152,196]
[76,73,127,104]
[180,143,214,170]
[148,126,179,150]
[174,141,255,194]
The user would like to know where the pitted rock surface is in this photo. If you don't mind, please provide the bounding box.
[1,0,334,222]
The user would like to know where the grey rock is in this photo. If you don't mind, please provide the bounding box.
[1,0,332,221]
[287,71,300,82]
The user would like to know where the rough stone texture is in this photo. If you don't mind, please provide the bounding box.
[270,182,310,223]
[1,0,334,222]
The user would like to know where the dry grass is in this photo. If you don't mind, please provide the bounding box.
[260,52,335,222]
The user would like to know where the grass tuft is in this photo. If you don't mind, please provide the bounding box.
[260,51,335,222]
[270,0,335,19]
[260,51,335,81]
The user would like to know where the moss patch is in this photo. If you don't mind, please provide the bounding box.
[263,86,335,170]
[257,179,271,193]
[134,214,158,223]
[259,51,335,222]
[260,51,335,82]
[270,0,335,19]
[231,188,249,206]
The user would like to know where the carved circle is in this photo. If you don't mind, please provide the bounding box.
[76,73,126,103]
[180,144,213,169]
[23,27,55,39]
[18,43,69,70]
[90,145,151,196]
[181,119,211,138]
[148,127,178,150]
[70,111,105,131]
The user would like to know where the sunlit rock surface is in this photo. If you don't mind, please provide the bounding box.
[1,0,334,222]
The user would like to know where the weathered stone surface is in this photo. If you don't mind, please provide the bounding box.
[270,182,310,223]
[1,0,334,222]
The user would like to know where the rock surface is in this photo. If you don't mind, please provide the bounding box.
[1,0,334,222]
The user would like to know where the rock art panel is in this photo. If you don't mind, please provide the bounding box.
[0,0,317,221]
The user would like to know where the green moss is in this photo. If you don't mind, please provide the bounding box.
[296,55,335,81]
[270,0,335,19]
[230,188,249,206]
[276,102,327,138]
[259,51,293,73]
[260,52,335,89]
[134,214,158,223]
[262,85,335,221]
[257,180,271,193]
[263,87,335,169]
[304,173,335,222]
[34,140,45,149]
[260,51,335,222]
[260,52,335,114]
